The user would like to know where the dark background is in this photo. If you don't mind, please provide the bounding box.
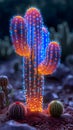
[0,0,73,61]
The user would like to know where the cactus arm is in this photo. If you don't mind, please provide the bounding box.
[38,41,61,75]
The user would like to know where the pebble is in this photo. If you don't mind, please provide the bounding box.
[43,92,58,103]
[52,64,71,80]
[65,55,73,72]
[12,90,26,102]
[63,75,73,91]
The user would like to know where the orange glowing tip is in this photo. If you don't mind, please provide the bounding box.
[25,7,41,16]
[15,16,22,19]
[37,41,61,75]
[15,43,31,58]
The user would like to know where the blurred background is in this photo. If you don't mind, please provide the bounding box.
[0,0,73,62]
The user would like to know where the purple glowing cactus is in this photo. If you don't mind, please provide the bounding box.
[10,7,61,112]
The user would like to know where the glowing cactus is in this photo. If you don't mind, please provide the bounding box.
[10,7,61,112]
[24,8,44,112]
[25,8,43,48]
[10,16,30,57]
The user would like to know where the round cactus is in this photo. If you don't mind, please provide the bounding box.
[48,100,64,117]
[0,88,6,109]
[8,102,27,121]
[0,75,9,101]
[0,75,8,88]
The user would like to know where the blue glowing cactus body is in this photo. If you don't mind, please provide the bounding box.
[24,8,44,101]
[25,8,43,65]
[25,8,43,46]
[40,26,50,63]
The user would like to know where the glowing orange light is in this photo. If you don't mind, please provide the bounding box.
[26,94,43,112]
[14,42,31,58]
[38,63,57,75]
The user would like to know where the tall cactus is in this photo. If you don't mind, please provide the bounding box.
[24,8,44,112]
[10,7,61,112]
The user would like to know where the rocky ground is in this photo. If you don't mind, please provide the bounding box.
[0,55,73,130]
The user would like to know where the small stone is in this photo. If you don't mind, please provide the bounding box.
[65,55,73,71]
[69,101,73,107]
[13,61,20,72]
[63,75,73,91]
[65,107,73,116]
[43,92,58,103]
[52,64,71,80]
[12,90,26,102]
[7,84,13,94]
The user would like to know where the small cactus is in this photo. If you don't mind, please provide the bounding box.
[0,75,9,103]
[48,100,64,117]
[0,87,6,109]
[8,102,27,121]
[0,75,8,87]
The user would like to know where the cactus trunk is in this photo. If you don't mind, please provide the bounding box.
[24,55,44,112]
